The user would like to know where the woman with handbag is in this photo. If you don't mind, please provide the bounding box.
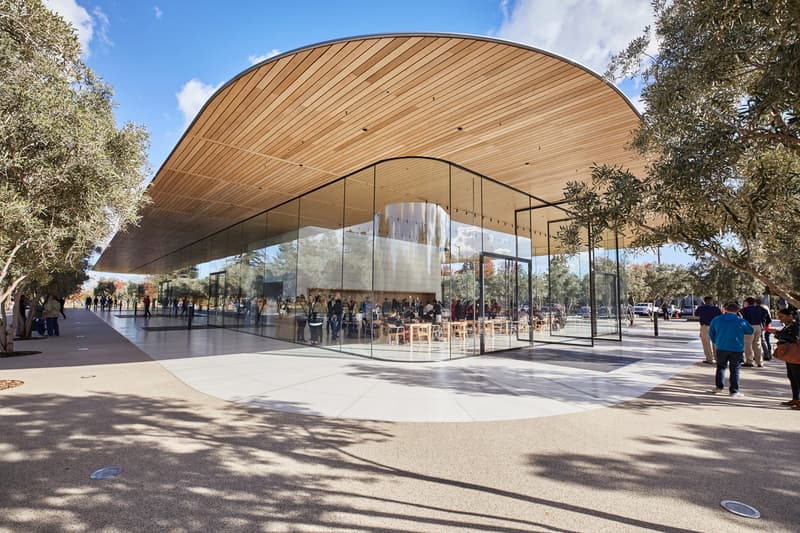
[774,308,800,409]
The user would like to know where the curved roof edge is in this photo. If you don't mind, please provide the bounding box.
[150,32,640,188]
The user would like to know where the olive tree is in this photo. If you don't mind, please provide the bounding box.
[0,0,149,351]
[563,0,800,308]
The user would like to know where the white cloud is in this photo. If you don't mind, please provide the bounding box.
[42,0,111,56]
[496,0,654,76]
[248,49,281,65]
[177,79,222,128]
[92,6,112,46]
[154,6,163,19]
[43,0,94,54]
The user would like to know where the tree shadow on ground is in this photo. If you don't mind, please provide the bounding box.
[1,391,711,532]
[523,361,800,530]
[525,421,800,531]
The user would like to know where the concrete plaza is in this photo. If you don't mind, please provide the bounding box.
[1,309,798,532]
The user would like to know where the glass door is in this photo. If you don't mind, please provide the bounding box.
[479,252,531,354]
[208,271,226,328]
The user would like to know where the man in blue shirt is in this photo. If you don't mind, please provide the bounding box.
[740,296,769,367]
[709,302,754,397]
[695,296,722,364]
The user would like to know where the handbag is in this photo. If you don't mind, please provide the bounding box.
[774,341,800,364]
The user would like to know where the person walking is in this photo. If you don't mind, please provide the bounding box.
[331,292,343,341]
[741,297,769,367]
[143,294,152,318]
[709,302,754,397]
[43,294,61,337]
[757,298,773,359]
[695,296,722,364]
[774,308,800,409]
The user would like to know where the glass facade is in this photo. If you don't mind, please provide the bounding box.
[147,157,621,361]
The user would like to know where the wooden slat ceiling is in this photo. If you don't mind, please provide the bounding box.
[95,34,645,274]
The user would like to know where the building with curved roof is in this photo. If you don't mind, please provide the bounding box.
[95,33,644,360]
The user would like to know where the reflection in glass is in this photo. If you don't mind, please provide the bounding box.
[145,157,621,359]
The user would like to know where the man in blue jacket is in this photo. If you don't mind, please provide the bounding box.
[709,302,754,397]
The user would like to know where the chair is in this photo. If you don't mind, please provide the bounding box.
[387,325,404,345]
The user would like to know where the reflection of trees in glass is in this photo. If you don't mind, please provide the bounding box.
[549,255,584,313]
[265,241,297,298]
[298,230,346,295]
[593,257,619,314]
[450,258,477,302]
[343,228,372,291]
[224,250,266,301]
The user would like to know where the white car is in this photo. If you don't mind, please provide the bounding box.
[634,302,653,316]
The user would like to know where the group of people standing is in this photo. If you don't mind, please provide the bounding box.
[17,293,65,337]
[696,296,800,408]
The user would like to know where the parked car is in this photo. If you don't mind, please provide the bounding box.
[681,304,697,317]
[633,302,653,316]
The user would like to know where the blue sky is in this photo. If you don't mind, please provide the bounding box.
[42,0,689,267]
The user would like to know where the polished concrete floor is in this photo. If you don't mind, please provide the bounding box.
[97,309,701,422]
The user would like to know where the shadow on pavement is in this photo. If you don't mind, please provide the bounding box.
[1,390,719,532]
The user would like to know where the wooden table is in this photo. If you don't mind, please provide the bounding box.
[407,322,432,346]
[491,319,510,335]
[448,321,470,340]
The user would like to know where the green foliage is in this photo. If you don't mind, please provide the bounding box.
[0,0,150,349]
[687,255,763,303]
[566,0,800,307]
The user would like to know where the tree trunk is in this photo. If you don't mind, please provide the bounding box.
[0,300,13,353]
[13,289,24,337]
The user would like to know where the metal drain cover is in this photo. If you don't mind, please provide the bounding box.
[91,466,122,479]
[721,500,760,518]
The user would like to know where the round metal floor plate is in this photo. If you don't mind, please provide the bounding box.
[720,500,760,518]
[91,466,122,479]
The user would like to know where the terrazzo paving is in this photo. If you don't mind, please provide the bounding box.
[98,310,701,422]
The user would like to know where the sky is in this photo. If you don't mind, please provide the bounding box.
[40,0,688,270]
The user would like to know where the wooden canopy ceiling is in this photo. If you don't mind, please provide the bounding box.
[95,33,645,274]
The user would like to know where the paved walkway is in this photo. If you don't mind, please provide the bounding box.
[95,310,702,422]
[2,309,798,532]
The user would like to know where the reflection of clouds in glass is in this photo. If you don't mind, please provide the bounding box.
[451,224,481,258]
[483,227,516,256]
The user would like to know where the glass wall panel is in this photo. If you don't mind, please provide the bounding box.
[449,166,480,357]
[207,229,230,328]
[264,200,299,342]
[226,214,268,335]
[480,179,532,353]
[298,182,344,348]
[516,208,533,343]
[224,225,245,330]
[374,158,450,360]
[592,228,621,338]
[342,168,375,358]
[547,217,592,344]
